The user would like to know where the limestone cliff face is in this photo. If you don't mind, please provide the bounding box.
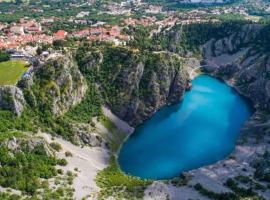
[0,85,26,116]
[80,47,190,126]
[202,24,270,111]
[111,53,189,126]
[31,53,88,116]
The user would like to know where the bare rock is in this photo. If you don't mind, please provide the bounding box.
[144,182,170,200]
[0,85,26,116]
[72,123,105,147]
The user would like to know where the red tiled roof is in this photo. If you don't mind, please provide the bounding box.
[54,30,68,39]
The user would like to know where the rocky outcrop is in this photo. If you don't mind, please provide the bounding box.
[72,123,105,147]
[3,135,53,156]
[32,53,88,116]
[0,85,26,116]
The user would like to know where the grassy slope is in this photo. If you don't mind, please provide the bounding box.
[0,60,28,85]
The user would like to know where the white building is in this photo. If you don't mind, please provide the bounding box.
[10,26,25,35]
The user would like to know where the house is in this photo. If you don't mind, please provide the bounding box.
[73,29,90,38]
[146,5,162,14]
[92,21,106,27]
[41,17,55,23]
[26,26,42,33]
[10,26,25,35]
[109,26,121,37]
[54,30,68,40]
[76,11,90,18]
[20,20,42,33]
[74,19,88,25]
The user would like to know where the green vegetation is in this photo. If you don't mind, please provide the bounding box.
[0,110,37,133]
[0,48,103,144]
[0,192,21,200]
[127,26,156,51]
[194,183,238,200]
[253,24,270,52]
[0,51,10,62]
[65,151,73,157]
[225,178,264,199]
[170,174,191,187]
[253,151,270,182]
[0,133,64,195]
[0,60,29,85]
[99,115,126,152]
[145,0,241,10]
[215,13,246,21]
[0,0,127,27]
[65,84,102,123]
[96,157,152,200]
[50,142,62,152]
[194,170,269,200]
[0,129,73,199]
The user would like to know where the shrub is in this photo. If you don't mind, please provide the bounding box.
[194,183,237,200]
[95,157,152,199]
[50,142,62,152]
[57,159,68,166]
[0,145,58,194]
[0,51,10,62]
[65,151,73,157]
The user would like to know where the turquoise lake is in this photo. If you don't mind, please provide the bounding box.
[118,75,253,180]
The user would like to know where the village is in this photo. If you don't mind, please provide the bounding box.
[0,0,254,51]
[0,0,262,88]
[0,18,130,49]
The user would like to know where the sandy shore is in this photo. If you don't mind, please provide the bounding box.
[102,106,134,134]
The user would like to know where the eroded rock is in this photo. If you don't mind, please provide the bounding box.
[0,85,26,116]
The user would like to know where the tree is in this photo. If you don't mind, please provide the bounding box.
[36,47,42,55]
[15,0,23,5]
[0,51,10,62]
[52,40,66,50]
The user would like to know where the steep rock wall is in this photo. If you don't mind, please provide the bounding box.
[0,85,26,116]
[202,24,270,111]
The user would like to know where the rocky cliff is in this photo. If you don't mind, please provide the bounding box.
[202,24,270,112]
[0,85,26,116]
[79,46,190,126]
[28,53,88,116]
[197,23,270,142]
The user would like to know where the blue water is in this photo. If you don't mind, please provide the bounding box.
[118,75,253,180]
